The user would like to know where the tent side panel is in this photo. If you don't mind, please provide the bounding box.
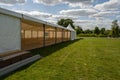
[56,28,62,43]
[45,25,55,46]
[21,19,44,50]
[0,14,21,53]
[71,31,76,40]
[71,31,74,40]
[68,31,71,40]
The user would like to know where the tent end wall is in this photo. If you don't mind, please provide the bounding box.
[0,13,21,55]
[70,31,76,40]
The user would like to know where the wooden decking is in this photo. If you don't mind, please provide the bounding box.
[0,50,20,57]
[0,51,32,69]
[0,55,41,77]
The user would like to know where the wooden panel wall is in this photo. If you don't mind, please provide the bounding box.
[45,25,55,46]
[21,19,71,50]
[21,19,44,50]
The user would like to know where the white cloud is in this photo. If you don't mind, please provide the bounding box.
[33,0,61,6]
[60,8,98,16]
[94,0,120,11]
[34,0,94,8]
[15,10,77,21]
[91,11,120,17]
[74,19,113,30]
[52,15,77,20]
[117,15,120,18]
[74,20,94,23]
[0,0,26,6]
[15,10,52,18]
[46,19,56,24]
[74,20,97,30]
[28,11,52,18]
[15,10,77,24]
[64,0,94,8]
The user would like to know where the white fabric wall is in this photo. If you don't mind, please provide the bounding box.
[71,31,76,40]
[67,24,76,40]
[0,14,21,53]
[74,31,76,40]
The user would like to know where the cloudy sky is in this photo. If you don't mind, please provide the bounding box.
[0,0,120,30]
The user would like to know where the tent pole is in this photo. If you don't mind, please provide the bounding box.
[43,24,45,47]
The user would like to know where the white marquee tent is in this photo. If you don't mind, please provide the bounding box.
[67,24,76,40]
[0,7,76,55]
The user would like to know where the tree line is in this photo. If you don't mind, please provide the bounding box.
[57,18,120,37]
[76,20,120,37]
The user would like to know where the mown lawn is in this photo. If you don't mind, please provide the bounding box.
[1,38,120,80]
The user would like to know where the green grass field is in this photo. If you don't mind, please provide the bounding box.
[1,38,120,80]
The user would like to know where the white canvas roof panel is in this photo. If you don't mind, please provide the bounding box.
[45,22,67,30]
[0,7,71,30]
[0,7,22,18]
[22,15,47,25]
[22,15,67,30]
[67,24,75,31]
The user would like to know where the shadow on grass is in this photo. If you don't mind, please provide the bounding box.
[0,38,83,80]
[31,38,83,57]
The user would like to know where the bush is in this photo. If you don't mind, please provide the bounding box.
[77,34,108,37]
[78,34,97,37]
[98,34,107,37]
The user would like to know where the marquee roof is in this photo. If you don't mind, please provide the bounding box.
[0,7,73,31]
[67,24,75,32]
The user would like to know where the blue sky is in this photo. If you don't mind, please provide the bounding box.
[0,0,120,30]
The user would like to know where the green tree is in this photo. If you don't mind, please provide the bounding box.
[84,29,93,34]
[57,18,75,29]
[100,28,106,34]
[111,20,119,37]
[76,26,83,34]
[119,28,120,35]
[104,30,111,37]
[57,18,64,26]
[94,26,100,35]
